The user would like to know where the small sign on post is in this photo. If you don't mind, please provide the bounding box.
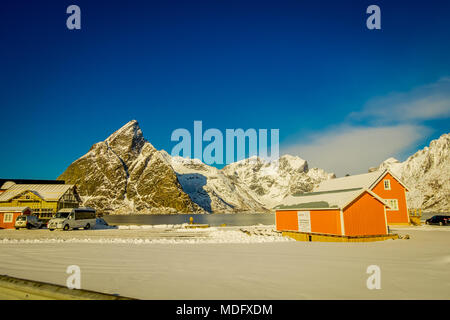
[297,211,311,233]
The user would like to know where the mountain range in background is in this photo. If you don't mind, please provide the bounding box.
[369,132,450,212]
[58,121,450,214]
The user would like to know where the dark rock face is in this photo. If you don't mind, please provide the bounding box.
[58,120,202,214]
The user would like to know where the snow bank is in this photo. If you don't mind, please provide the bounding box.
[0,234,292,245]
[0,225,292,244]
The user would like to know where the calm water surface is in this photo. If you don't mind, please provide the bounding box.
[104,213,275,226]
[103,212,448,226]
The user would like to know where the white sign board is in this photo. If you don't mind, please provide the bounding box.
[297,211,311,233]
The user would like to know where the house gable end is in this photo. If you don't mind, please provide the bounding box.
[342,189,388,211]
[369,170,409,192]
[11,190,44,202]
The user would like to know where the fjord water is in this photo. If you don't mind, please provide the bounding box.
[103,213,275,226]
[102,212,446,226]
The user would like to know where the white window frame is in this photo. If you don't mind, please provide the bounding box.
[3,213,14,223]
[383,179,391,190]
[385,199,399,211]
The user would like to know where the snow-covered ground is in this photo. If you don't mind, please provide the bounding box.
[0,226,449,299]
[0,225,290,244]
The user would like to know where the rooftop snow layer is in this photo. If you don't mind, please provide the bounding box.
[0,184,75,202]
[314,170,384,192]
[276,188,369,210]
[0,206,30,212]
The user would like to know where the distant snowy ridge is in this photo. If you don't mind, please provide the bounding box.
[164,152,335,212]
[370,133,450,212]
[161,152,269,213]
[221,155,335,209]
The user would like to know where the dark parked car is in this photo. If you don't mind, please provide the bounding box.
[425,215,450,226]
[14,215,43,229]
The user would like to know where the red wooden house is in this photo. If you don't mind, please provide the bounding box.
[314,169,410,225]
[275,188,390,237]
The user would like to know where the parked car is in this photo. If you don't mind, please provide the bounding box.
[48,207,96,231]
[15,215,43,229]
[425,215,450,226]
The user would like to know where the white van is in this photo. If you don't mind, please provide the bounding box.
[48,207,96,231]
[15,215,43,229]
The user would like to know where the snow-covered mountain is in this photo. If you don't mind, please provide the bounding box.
[370,133,450,212]
[160,153,268,213]
[162,153,335,213]
[222,155,335,209]
[59,120,335,214]
[59,121,450,213]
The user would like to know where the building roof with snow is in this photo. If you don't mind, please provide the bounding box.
[0,207,31,213]
[314,169,408,192]
[0,184,76,202]
[0,179,66,189]
[275,188,388,210]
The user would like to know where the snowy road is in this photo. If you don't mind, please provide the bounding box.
[0,227,449,299]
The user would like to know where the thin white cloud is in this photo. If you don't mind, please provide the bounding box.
[281,77,449,176]
[351,77,450,123]
[282,125,429,177]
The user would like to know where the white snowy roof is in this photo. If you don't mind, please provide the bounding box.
[275,188,387,210]
[0,184,75,202]
[0,181,16,190]
[314,169,408,192]
[0,207,31,213]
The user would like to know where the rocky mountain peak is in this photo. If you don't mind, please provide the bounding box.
[369,157,402,173]
[223,154,308,174]
[383,157,400,164]
[278,154,308,172]
[59,121,202,214]
[104,120,149,164]
[106,120,142,143]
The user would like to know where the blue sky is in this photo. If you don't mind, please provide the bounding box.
[0,0,449,178]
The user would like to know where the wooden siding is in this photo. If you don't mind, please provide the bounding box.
[343,192,387,236]
[276,209,342,235]
[310,210,342,235]
[371,172,409,225]
[275,210,298,231]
